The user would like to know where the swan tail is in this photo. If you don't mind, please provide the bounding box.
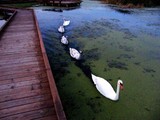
[91,74,97,85]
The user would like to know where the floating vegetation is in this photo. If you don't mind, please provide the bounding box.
[119,45,134,52]
[36,3,160,119]
[78,90,85,96]
[77,72,81,77]
[143,68,156,73]
[110,18,120,22]
[86,97,102,113]
[103,67,108,72]
[107,78,113,81]
[117,54,135,59]
[107,60,128,70]
[148,50,160,60]
[64,96,81,110]
[144,107,151,112]
[134,62,141,65]
[122,29,137,39]
[83,48,100,61]
[73,20,111,39]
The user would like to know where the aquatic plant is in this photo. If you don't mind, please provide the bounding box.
[116,54,135,59]
[83,48,100,61]
[107,60,128,70]
[102,0,160,7]
[86,97,102,113]
[119,45,134,52]
[143,68,156,73]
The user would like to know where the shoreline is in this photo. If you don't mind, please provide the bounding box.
[100,0,160,8]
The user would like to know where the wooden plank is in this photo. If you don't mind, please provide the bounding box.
[0,31,37,39]
[0,82,49,96]
[0,8,64,120]
[34,10,66,120]
[0,44,40,50]
[0,70,47,81]
[0,94,52,110]
[0,60,44,72]
[0,76,48,90]
[0,88,51,103]
[0,107,56,120]
[0,67,46,79]
[37,115,57,120]
[0,100,54,118]
[0,73,47,85]
[0,49,41,55]
[0,63,45,74]
[0,55,43,65]
[0,64,45,77]
[0,51,42,60]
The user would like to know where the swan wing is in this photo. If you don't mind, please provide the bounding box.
[91,74,116,100]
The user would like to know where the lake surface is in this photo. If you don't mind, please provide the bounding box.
[35,0,160,119]
[0,14,6,28]
[0,20,6,28]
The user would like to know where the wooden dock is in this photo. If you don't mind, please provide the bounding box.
[0,8,66,120]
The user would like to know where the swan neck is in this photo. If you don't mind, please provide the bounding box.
[115,81,120,100]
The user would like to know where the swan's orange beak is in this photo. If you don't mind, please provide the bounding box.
[120,83,123,90]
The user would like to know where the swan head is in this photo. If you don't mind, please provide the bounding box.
[118,80,123,90]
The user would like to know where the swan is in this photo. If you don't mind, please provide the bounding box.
[69,48,81,60]
[61,36,68,45]
[58,25,65,33]
[91,74,123,101]
[63,19,70,26]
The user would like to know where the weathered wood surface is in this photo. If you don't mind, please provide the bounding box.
[0,9,66,120]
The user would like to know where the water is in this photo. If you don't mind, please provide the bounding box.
[35,0,160,119]
[0,15,6,28]
[0,19,6,28]
[0,11,13,28]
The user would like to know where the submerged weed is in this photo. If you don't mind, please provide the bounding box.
[107,60,128,70]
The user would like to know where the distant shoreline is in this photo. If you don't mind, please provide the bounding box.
[100,0,160,8]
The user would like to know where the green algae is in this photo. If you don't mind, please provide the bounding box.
[54,20,160,120]
[36,3,160,119]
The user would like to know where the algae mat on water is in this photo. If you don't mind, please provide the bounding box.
[35,3,160,119]
[48,19,160,120]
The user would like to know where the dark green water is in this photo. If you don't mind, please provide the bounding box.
[35,0,160,119]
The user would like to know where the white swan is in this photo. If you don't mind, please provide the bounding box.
[61,36,68,45]
[91,74,123,101]
[58,25,65,33]
[69,48,81,60]
[63,19,70,26]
